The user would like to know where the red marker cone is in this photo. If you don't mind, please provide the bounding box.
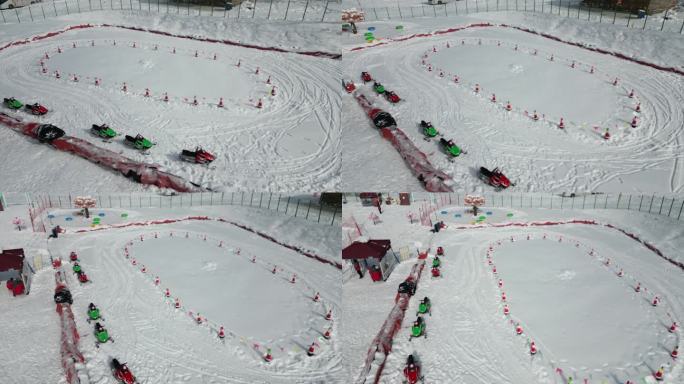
[533,49,537,56]
[559,118,565,129]
[613,77,618,86]
[73,75,79,82]
[132,259,137,266]
[635,282,641,292]
[432,46,436,53]
[503,305,510,315]
[323,328,331,339]
[672,346,679,359]
[515,323,523,335]
[498,279,503,288]
[95,78,100,86]
[631,116,638,128]
[271,87,276,97]
[629,89,635,98]
[193,96,198,106]
[446,41,451,48]
[42,67,47,74]
[255,67,260,75]
[501,292,506,302]
[604,128,610,140]
[590,66,595,74]
[55,71,61,79]
[251,255,256,263]
[635,103,641,112]
[474,84,480,93]
[532,110,539,121]
[439,71,444,78]
[58,47,62,53]
[530,341,537,355]
[266,76,271,84]
[549,54,554,61]
[453,75,459,83]
[194,50,198,58]
[175,298,180,308]
[72,42,76,48]
[172,47,176,54]
[313,292,320,302]
[154,276,160,285]
[165,288,170,297]
[670,322,677,333]
[141,265,147,273]
[506,101,512,111]
[617,269,624,277]
[652,296,659,306]
[325,310,332,321]
[122,83,127,92]
[492,266,497,274]
[218,326,225,339]
[514,44,518,51]
[132,42,136,48]
[307,342,316,356]
[196,314,202,324]
[570,61,575,68]
[164,93,169,102]
[491,94,496,102]
[213,53,217,60]
[145,88,150,97]
[45,52,50,59]
[256,99,263,109]
[264,348,273,362]
[237,59,241,67]
[272,266,277,274]
[291,274,296,284]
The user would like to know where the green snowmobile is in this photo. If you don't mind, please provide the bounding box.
[87,303,102,323]
[94,322,113,346]
[409,316,426,340]
[417,297,431,316]
[91,124,117,139]
[3,97,23,109]
[440,138,462,158]
[420,120,438,138]
[73,263,82,273]
[124,134,154,151]
[432,257,441,268]
[373,82,385,94]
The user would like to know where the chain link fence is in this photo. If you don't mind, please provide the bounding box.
[0,0,340,24]
[20,192,341,226]
[347,192,684,221]
[356,1,684,34]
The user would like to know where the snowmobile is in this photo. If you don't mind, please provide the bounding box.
[398,280,417,296]
[111,358,137,384]
[69,252,78,262]
[87,303,103,323]
[91,124,118,140]
[384,90,401,103]
[361,71,372,83]
[72,262,82,273]
[409,316,426,340]
[342,79,356,93]
[369,109,396,129]
[3,97,23,109]
[373,82,386,94]
[417,297,431,316]
[431,266,441,278]
[432,256,441,268]
[124,134,154,151]
[94,322,113,346]
[480,167,513,189]
[54,286,73,305]
[440,138,462,158]
[34,124,65,143]
[403,354,424,384]
[180,147,216,164]
[420,120,438,140]
[77,271,90,284]
[25,103,48,115]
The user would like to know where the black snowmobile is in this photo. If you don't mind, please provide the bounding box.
[34,124,65,143]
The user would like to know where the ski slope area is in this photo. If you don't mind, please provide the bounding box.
[342,200,684,384]
[0,204,343,384]
[341,15,684,193]
[0,14,341,192]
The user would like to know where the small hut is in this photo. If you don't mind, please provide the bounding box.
[342,239,398,282]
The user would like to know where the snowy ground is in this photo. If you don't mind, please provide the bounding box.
[342,199,684,384]
[341,13,684,193]
[0,13,341,192]
[0,202,343,384]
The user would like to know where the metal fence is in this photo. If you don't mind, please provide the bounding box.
[357,1,684,34]
[347,192,684,221]
[24,192,341,226]
[0,0,340,24]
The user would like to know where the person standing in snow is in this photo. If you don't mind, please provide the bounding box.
[352,259,363,279]
[6,278,15,294]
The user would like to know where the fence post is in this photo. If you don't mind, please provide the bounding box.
[582,194,586,209]
[306,200,312,219]
[476,0,479,12]
[680,19,684,34]
[387,6,391,18]
[331,208,338,226]
[616,193,622,208]
[321,0,328,21]
[317,203,323,222]
[678,199,684,220]
[667,198,675,217]
[295,199,300,217]
[627,194,632,210]
[285,196,291,214]
[660,9,668,31]
[276,194,281,211]
[28,5,34,21]
[643,14,648,30]
[638,194,644,211]
[284,0,290,20]
[599,6,603,22]
[250,191,254,206]
[627,12,631,27]
[398,5,402,18]
[253,0,257,18]
[612,8,616,24]
[658,196,665,214]
[267,193,272,209]
[648,193,655,213]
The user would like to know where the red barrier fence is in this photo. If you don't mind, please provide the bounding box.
[349,23,684,77]
[356,261,426,384]
[71,216,341,269]
[0,23,340,59]
[54,271,85,384]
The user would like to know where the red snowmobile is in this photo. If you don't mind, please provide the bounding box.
[112,358,137,384]
[384,90,401,103]
[480,167,512,189]
[403,354,424,383]
[342,79,356,93]
[361,71,372,83]
[25,103,49,115]
[180,147,215,164]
